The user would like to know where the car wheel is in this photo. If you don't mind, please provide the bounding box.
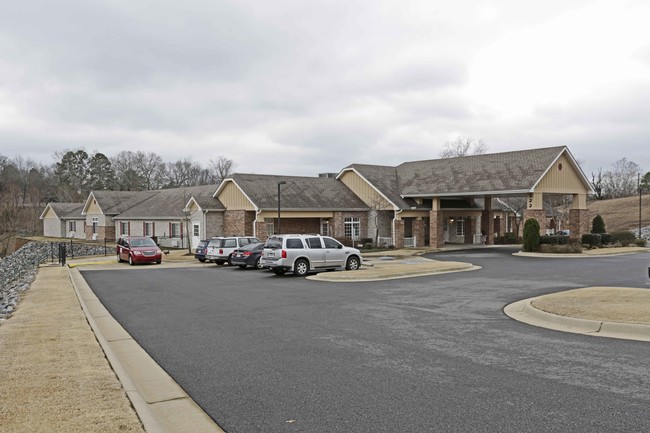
[346,256,360,271]
[199,258,206,263]
[293,259,309,277]
[156,260,162,264]
[227,255,233,266]
[273,268,287,276]
[215,260,225,265]
[128,255,134,266]
[255,257,264,270]
[238,264,247,269]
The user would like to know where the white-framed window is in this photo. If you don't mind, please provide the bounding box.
[266,221,275,236]
[344,217,360,240]
[321,219,330,236]
[120,222,129,236]
[144,222,154,237]
[92,218,98,234]
[193,223,200,237]
[456,218,465,236]
[171,222,181,238]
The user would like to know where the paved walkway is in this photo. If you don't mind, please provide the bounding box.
[1,247,648,431]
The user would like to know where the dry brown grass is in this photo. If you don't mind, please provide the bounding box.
[532,287,650,325]
[0,266,144,433]
[588,194,650,232]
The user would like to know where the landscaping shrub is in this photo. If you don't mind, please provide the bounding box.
[538,244,583,254]
[634,238,647,247]
[611,231,637,246]
[591,215,606,234]
[494,232,520,244]
[600,233,613,245]
[540,235,569,245]
[581,233,602,247]
[522,218,541,252]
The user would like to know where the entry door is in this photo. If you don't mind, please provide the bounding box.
[191,223,201,249]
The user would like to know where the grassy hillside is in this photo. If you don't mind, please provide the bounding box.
[588,194,650,233]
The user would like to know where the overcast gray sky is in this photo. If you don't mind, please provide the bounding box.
[1,0,649,177]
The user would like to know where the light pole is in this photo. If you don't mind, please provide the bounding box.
[277,181,286,235]
[639,173,642,239]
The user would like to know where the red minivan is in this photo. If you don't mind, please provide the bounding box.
[117,236,162,265]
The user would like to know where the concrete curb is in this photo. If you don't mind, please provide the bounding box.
[514,248,649,258]
[504,298,650,342]
[68,267,225,433]
[307,265,480,282]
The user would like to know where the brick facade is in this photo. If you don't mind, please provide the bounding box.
[223,210,255,236]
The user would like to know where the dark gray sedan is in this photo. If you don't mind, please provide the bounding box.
[229,242,265,269]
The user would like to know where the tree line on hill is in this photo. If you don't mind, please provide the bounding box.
[0,150,235,251]
[590,158,649,200]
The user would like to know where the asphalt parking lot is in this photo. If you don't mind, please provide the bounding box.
[82,248,650,433]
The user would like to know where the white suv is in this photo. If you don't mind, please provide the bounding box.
[261,234,362,276]
[206,236,260,265]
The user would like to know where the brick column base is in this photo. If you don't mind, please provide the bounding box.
[523,209,547,235]
[394,219,405,248]
[413,218,425,247]
[569,209,589,242]
[255,220,268,241]
[429,210,444,248]
[482,211,495,245]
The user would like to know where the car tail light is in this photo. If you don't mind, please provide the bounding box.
[243,251,252,256]
[281,250,287,259]
[219,249,223,254]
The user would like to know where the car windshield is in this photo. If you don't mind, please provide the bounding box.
[131,238,156,247]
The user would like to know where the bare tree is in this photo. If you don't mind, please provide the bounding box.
[133,151,166,190]
[439,136,487,158]
[591,168,605,200]
[209,156,236,184]
[164,158,205,187]
[603,158,641,198]
[498,197,526,237]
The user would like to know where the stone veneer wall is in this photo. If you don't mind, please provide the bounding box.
[523,209,547,235]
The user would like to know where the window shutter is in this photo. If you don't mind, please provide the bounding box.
[169,222,172,237]
[128,221,131,235]
[143,222,146,235]
[153,222,155,236]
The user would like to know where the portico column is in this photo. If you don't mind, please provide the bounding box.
[428,198,444,248]
[412,217,425,247]
[569,193,589,242]
[523,192,546,235]
[482,195,495,245]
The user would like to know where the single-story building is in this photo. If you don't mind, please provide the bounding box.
[41,146,594,248]
[40,203,86,239]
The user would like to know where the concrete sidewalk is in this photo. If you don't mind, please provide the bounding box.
[2,248,649,432]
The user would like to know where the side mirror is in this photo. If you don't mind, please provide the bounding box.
[338,244,343,249]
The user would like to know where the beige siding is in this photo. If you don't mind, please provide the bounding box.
[340,171,393,210]
[43,217,63,237]
[536,154,589,194]
[86,199,102,214]
[217,182,255,210]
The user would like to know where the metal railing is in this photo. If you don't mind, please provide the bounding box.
[377,236,392,247]
[404,236,416,248]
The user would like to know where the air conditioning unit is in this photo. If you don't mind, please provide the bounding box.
[170,240,179,247]
[92,234,97,241]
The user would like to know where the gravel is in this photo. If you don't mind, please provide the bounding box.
[0,241,109,320]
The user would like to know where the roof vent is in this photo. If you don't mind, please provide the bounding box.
[318,173,337,178]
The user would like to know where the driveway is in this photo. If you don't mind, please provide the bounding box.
[82,248,650,432]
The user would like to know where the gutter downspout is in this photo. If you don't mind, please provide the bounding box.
[392,208,403,247]
[253,207,261,238]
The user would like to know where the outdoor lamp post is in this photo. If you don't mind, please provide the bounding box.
[277,181,286,235]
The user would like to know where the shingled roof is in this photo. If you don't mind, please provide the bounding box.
[84,190,159,216]
[40,203,84,220]
[116,185,224,219]
[225,174,368,211]
[398,146,570,196]
[338,164,425,210]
